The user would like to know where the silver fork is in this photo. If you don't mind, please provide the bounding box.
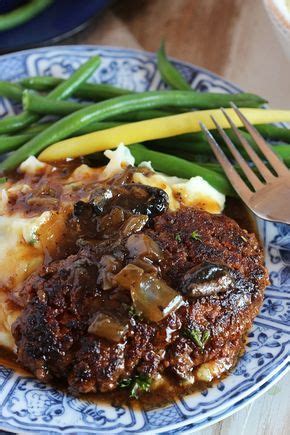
[200,103,290,224]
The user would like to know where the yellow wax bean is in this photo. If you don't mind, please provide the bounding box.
[39,108,290,162]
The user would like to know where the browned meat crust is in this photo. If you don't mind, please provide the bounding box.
[12,190,268,395]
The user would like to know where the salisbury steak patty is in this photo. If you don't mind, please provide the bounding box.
[12,196,268,395]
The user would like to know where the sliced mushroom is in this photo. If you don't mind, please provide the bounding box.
[73,183,168,237]
[74,188,113,218]
[180,263,234,298]
[89,183,168,219]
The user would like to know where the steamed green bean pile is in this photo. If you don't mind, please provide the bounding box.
[0,42,288,196]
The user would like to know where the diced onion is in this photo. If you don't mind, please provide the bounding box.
[126,234,163,262]
[121,215,148,237]
[115,264,184,322]
[88,312,128,342]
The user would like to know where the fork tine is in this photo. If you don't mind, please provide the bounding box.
[222,106,276,182]
[231,103,289,176]
[210,115,264,191]
[199,122,252,201]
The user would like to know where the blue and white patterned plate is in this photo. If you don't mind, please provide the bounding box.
[0,45,289,435]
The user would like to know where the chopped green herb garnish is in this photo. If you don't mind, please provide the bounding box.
[190,230,201,241]
[119,374,151,399]
[130,375,151,398]
[175,233,181,242]
[0,177,7,184]
[184,328,210,350]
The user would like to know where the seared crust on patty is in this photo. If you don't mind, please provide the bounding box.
[12,202,268,395]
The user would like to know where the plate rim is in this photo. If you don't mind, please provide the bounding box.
[0,43,243,94]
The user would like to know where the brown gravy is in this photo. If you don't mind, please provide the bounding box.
[0,347,239,410]
[0,198,257,410]
[0,346,242,410]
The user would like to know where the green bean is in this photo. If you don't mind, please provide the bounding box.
[211,130,290,164]
[21,75,269,115]
[255,124,290,143]
[150,130,290,164]
[201,162,226,173]
[46,57,101,101]
[23,88,267,118]
[157,42,191,90]
[23,91,173,118]
[76,121,122,136]
[0,0,53,32]
[147,146,206,164]
[0,121,122,153]
[0,88,280,172]
[148,129,253,155]
[0,111,38,135]
[0,134,35,153]
[10,102,278,140]
[108,109,174,122]
[21,76,133,101]
[0,55,101,135]
[270,143,290,165]
[201,161,289,181]
[143,149,258,187]
[23,121,122,140]
[25,121,286,166]
[23,120,122,137]
[22,123,53,135]
[24,121,121,137]
[174,140,289,166]
[23,90,89,115]
[130,144,234,196]
[0,90,223,171]
[0,81,23,102]
[156,41,269,128]
[200,162,251,181]
[200,162,248,176]
[151,140,209,156]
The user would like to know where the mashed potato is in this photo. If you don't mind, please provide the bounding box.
[104,144,225,213]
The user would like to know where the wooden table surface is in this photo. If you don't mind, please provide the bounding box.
[79,0,290,109]
[80,1,290,434]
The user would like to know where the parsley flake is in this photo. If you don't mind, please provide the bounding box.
[190,230,201,241]
[119,374,151,398]
[184,328,210,350]
[0,177,7,184]
[175,233,182,242]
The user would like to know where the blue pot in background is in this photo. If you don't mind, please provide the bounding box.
[0,0,112,53]
[0,0,26,13]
